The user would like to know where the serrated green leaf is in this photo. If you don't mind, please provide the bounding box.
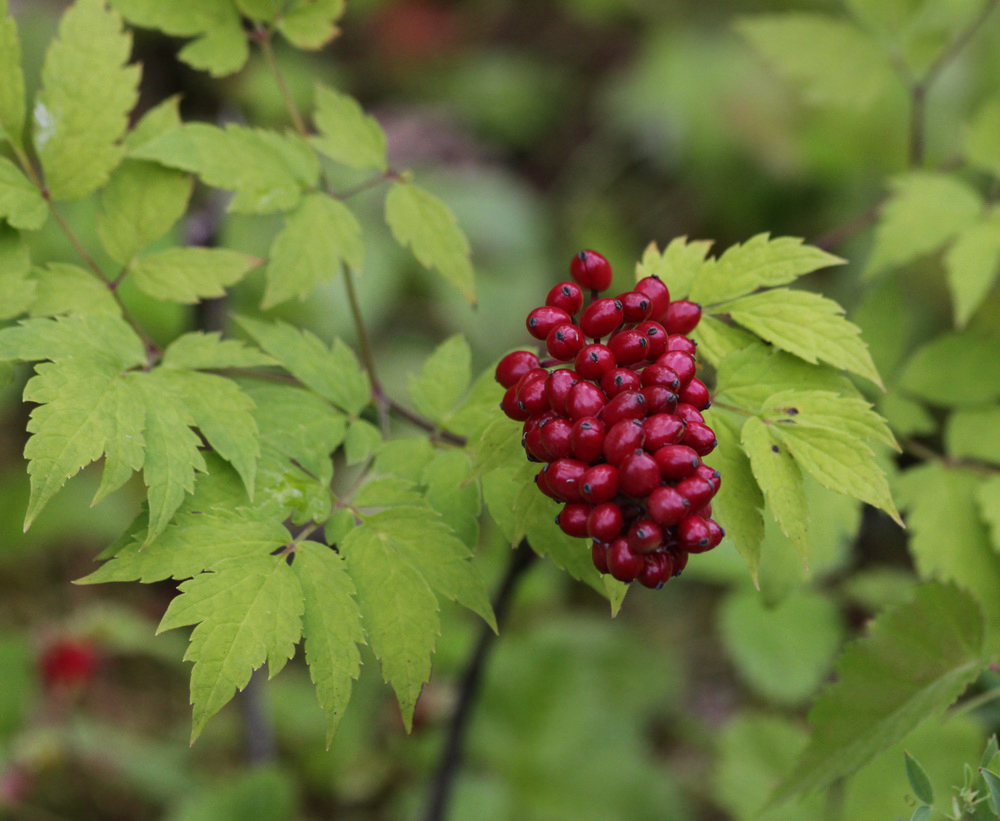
[33,0,139,201]
[79,508,287,584]
[705,413,765,584]
[353,477,423,508]
[97,160,192,265]
[944,212,1000,328]
[448,366,505,440]
[310,84,387,172]
[904,751,935,805]
[236,317,371,415]
[0,0,26,148]
[866,173,983,278]
[408,334,471,425]
[158,556,303,742]
[899,331,1000,406]
[29,263,118,317]
[770,583,987,805]
[22,359,144,528]
[124,95,181,153]
[110,0,247,77]
[722,288,883,386]
[977,477,1000,552]
[0,157,46,230]
[235,0,281,21]
[130,247,259,304]
[0,313,144,368]
[373,438,435,483]
[691,315,756,368]
[692,234,844,306]
[760,390,899,452]
[277,0,345,49]
[162,332,277,370]
[719,589,843,705]
[340,520,439,730]
[0,223,34,320]
[131,123,319,214]
[482,463,525,545]
[736,13,893,108]
[385,181,475,304]
[898,464,1000,635]
[344,418,380,465]
[965,98,1000,179]
[742,416,809,558]
[771,423,901,524]
[293,542,364,746]
[469,416,522,479]
[633,236,712,300]
[946,407,1000,465]
[262,192,364,309]
[254,450,331,526]
[422,449,480,547]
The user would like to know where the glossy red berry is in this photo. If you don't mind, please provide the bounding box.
[580,463,620,504]
[501,385,531,421]
[674,403,705,425]
[566,380,607,420]
[608,329,649,365]
[534,467,560,500]
[539,417,573,460]
[702,518,725,550]
[677,515,712,552]
[670,548,689,576]
[653,444,701,480]
[523,425,549,461]
[639,385,678,415]
[675,476,716,511]
[556,502,592,538]
[580,298,625,339]
[591,540,610,574]
[545,458,588,502]
[618,451,661,497]
[603,419,645,465]
[656,350,696,386]
[682,421,717,455]
[647,485,691,526]
[636,320,668,359]
[547,323,585,361]
[643,414,686,451]
[545,281,584,315]
[545,369,579,416]
[575,343,617,380]
[635,275,670,317]
[527,305,571,340]
[637,551,674,589]
[600,390,647,426]
[570,417,606,463]
[694,463,721,490]
[607,537,645,582]
[495,350,541,388]
[588,502,625,542]
[627,519,663,553]
[570,249,614,292]
[618,291,653,322]
[515,376,550,415]
[601,367,641,398]
[640,363,680,391]
[667,334,697,354]
[662,299,702,334]
[679,377,711,410]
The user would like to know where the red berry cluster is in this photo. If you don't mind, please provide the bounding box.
[495,249,724,589]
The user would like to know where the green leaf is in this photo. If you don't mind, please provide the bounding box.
[158,556,303,742]
[691,233,844,306]
[634,236,712,300]
[877,392,936,438]
[277,0,345,49]
[22,360,144,528]
[311,83,387,172]
[262,193,364,309]
[236,317,371,415]
[977,477,1000,552]
[736,13,894,108]
[866,173,983,278]
[33,0,140,201]
[97,159,192,265]
[898,464,1000,636]
[946,407,1000,465]
[741,416,809,558]
[719,589,843,705]
[353,477,423,508]
[169,766,296,821]
[904,751,935,805]
[770,423,901,524]
[965,97,1000,179]
[235,0,281,22]
[722,288,882,386]
[982,768,1000,816]
[0,0,26,148]
[373,438,435,484]
[0,157,46,230]
[340,519,439,730]
[944,211,1000,328]
[385,180,475,304]
[422,449,481,547]
[0,314,145,368]
[161,332,277,370]
[899,331,1000,406]
[124,95,181,153]
[344,418,381,465]
[130,247,259,304]
[293,542,364,746]
[408,334,472,425]
[131,123,319,214]
[0,224,34,320]
[760,390,899,452]
[910,806,932,821]
[110,0,247,77]
[469,416,522,479]
[79,508,287,584]
[770,583,987,805]
[691,314,756,368]
[29,263,118,317]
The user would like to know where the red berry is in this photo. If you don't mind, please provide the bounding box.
[636,320,668,359]
[570,249,614,292]
[580,298,624,339]
[682,421,717,455]
[653,444,701,480]
[495,350,540,388]
[679,377,711,410]
[591,540,610,574]
[570,416,606,462]
[618,291,653,322]
[647,486,691,526]
[639,385,677,415]
[640,363,680,391]
[627,519,663,553]
[544,458,589,502]
[501,385,531,420]
[702,518,725,550]
[40,639,99,689]
[677,515,712,552]
[588,502,625,542]
[675,476,716,511]
[667,334,697,354]
[608,329,649,366]
[547,323,585,361]
[574,343,617,380]
[694,463,721,490]
[635,275,670,316]
[580,463,620,504]
[545,369,579,416]
[545,281,584,315]
[607,537,645,582]
[663,300,702,334]
[556,502,592,538]
[535,467,560,500]
[527,305,571,340]
[523,425,549,461]
[539,417,573,460]
[566,380,607,420]
[670,548,689,576]
[643,414,686,451]
[674,403,705,425]
[515,376,550,415]
[603,419,645,465]
[637,551,674,589]
[600,367,641,398]
[656,350,696,386]
[618,451,661,497]
[600,390,647,426]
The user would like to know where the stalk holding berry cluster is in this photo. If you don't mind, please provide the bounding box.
[495,250,723,589]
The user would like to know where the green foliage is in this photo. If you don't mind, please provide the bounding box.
[0,0,26,149]
[311,84,387,172]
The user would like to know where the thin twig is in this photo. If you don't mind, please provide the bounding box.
[423,540,537,821]
[256,28,307,137]
[812,198,885,251]
[384,396,467,447]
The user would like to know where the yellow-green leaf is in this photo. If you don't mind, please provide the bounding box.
[964,97,1000,179]
[0,157,46,230]
[277,0,345,49]
[408,334,471,425]
[634,236,712,300]
[943,210,1000,328]
[29,263,118,317]
[0,224,34,320]
[0,0,26,148]
[130,247,259,304]
[311,84,387,172]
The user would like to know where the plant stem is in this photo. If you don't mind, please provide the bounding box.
[342,266,391,435]
[423,540,537,821]
[257,28,307,138]
[384,396,467,447]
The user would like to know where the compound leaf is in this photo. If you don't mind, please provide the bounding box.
[0,157,47,230]
[124,95,181,153]
[311,83,387,171]
[408,334,471,425]
[130,247,260,304]
[161,332,277,370]
[943,211,1000,328]
[0,224,34,320]
[0,314,144,368]
[0,0,26,148]
[422,449,481,547]
[760,390,898,452]
[634,236,712,300]
[899,331,1000,406]
[945,407,1000,465]
[33,0,139,201]
[29,263,118,317]
[277,0,345,49]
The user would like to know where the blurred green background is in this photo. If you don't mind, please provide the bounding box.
[2,0,1000,819]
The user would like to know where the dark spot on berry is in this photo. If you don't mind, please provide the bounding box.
[613,300,623,309]
[577,250,587,261]
[771,445,780,453]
